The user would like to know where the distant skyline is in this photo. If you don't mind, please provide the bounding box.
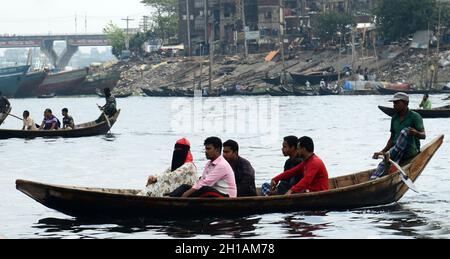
[0,0,151,35]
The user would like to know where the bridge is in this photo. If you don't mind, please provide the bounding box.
[0,34,111,70]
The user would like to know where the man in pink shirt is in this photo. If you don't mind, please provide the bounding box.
[169,137,237,198]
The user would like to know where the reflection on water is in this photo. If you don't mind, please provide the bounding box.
[1,95,449,238]
[34,216,262,239]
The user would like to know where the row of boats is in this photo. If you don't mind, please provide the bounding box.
[0,65,120,98]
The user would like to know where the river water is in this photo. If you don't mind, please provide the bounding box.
[0,94,449,239]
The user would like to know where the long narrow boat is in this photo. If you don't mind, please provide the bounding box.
[378,105,450,119]
[0,106,12,125]
[290,71,340,85]
[0,110,120,139]
[15,135,444,218]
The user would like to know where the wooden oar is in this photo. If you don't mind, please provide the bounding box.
[377,155,419,193]
[8,113,41,129]
[97,104,111,129]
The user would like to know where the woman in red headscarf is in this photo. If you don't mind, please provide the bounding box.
[139,138,198,197]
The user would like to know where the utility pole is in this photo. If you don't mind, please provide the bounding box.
[141,16,150,32]
[85,13,88,34]
[279,0,287,87]
[237,0,248,59]
[122,16,134,50]
[185,0,192,56]
[209,21,214,93]
[434,3,442,86]
[75,13,78,34]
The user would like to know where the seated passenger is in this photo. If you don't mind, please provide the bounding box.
[265,136,329,196]
[22,110,37,131]
[222,140,256,197]
[139,138,198,197]
[169,137,237,198]
[62,108,75,129]
[39,109,60,130]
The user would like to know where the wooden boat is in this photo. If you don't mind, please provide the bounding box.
[376,85,450,95]
[0,106,12,125]
[37,68,89,96]
[37,93,56,99]
[14,71,47,98]
[0,110,120,139]
[378,105,450,119]
[290,71,340,85]
[15,135,444,218]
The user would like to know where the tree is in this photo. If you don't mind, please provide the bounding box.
[129,32,148,56]
[103,22,126,58]
[312,12,356,43]
[374,0,437,42]
[141,0,178,44]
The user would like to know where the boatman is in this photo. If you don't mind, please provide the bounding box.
[371,92,426,179]
[419,94,432,110]
[96,88,117,124]
[0,91,11,124]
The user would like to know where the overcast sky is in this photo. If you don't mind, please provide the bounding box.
[0,0,151,34]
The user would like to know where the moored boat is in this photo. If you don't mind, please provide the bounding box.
[0,110,120,139]
[15,135,444,218]
[14,71,47,98]
[0,65,30,76]
[290,71,340,85]
[378,105,450,119]
[376,85,450,95]
[37,68,89,96]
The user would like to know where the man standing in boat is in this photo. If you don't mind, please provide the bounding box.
[371,92,426,179]
[96,88,117,124]
[0,91,11,124]
[419,94,432,110]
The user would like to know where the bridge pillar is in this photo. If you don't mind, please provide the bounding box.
[40,40,58,68]
[56,44,79,70]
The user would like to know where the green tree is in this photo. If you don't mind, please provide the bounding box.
[374,0,436,41]
[141,0,178,43]
[103,22,126,58]
[312,12,356,43]
[129,32,148,56]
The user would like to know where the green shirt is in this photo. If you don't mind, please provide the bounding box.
[390,110,424,159]
[420,99,432,110]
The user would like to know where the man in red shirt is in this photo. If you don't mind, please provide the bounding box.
[271,136,329,195]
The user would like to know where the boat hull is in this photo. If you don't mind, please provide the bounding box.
[0,110,120,139]
[0,73,24,97]
[378,105,450,119]
[0,65,30,76]
[14,71,47,98]
[290,72,339,85]
[15,135,444,218]
[37,68,88,96]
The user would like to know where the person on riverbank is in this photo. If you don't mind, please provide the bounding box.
[139,138,198,197]
[0,91,11,122]
[263,136,329,196]
[419,94,432,110]
[62,108,75,129]
[39,109,60,130]
[222,140,256,197]
[22,110,37,131]
[169,137,237,198]
[371,92,426,179]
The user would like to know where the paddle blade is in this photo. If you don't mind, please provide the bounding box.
[389,159,420,193]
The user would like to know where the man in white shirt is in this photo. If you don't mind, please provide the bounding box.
[22,110,37,131]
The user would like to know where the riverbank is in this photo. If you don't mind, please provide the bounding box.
[109,43,450,95]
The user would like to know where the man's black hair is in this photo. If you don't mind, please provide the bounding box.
[298,136,314,153]
[223,140,239,153]
[204,137,222,151]
[23,110,30,117]
[62,108,68,113]
[284,136,299,149]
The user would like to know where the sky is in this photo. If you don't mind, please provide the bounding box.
[0,0,151,35]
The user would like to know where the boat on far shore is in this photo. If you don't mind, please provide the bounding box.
[37,68,89,96]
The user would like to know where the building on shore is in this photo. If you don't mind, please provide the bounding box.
[178,0,374,56]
